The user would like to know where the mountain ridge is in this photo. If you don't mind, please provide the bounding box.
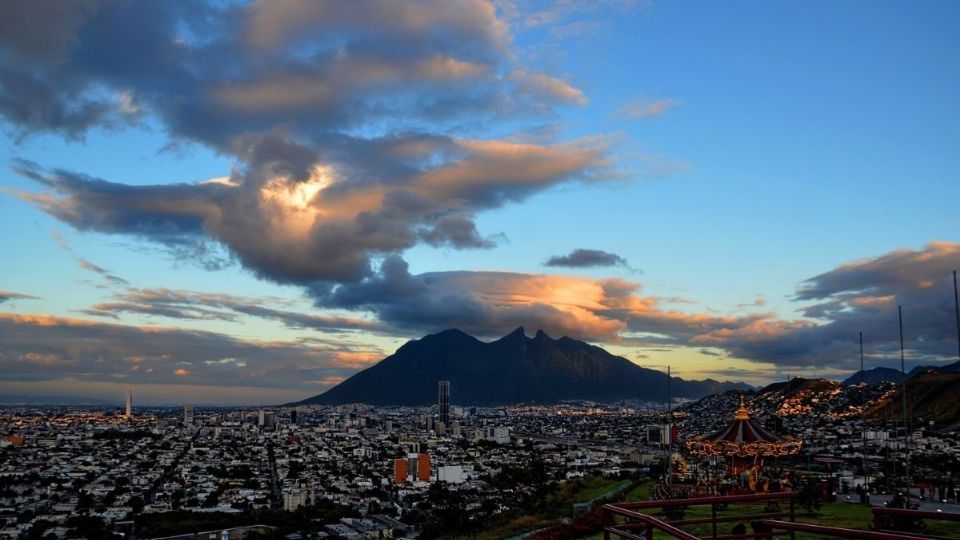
[296,327,751,406]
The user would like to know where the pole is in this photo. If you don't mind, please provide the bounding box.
[899,305,910,497]
[954,270,960,363]
[667,365,672,490]
[860,332,869,499]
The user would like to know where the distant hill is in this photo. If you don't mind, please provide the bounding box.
[296,327,750,406]
[871,371,960,424]
[842,367,905,386]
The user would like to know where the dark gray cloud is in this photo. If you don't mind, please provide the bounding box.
[0,290,39,304]
[51,230,128,286]
[544,248,631,268]
[81,287,383,333]
[0,312,382,390]
[0,0,579,147]
[15,130,607,284]
[308,243,960,373]
[6,0,610,286]
[691,242,960,369]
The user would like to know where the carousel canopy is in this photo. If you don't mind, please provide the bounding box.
[686,395,802,457]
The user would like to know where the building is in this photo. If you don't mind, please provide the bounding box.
[485,426,510,444]
[0,435,24,447]
[417,453,431,482]
[283,488,310,511]
[125,389,132,419]
[393,458,408,485]
[438,380,450,426]
[184,404,194,424]
[437,465,465,484]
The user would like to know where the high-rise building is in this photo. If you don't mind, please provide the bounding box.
[184,404,194,424]
[125,389,132,419]
[438,380,450,426]
[417,453,431,482]
[393,458,408,485]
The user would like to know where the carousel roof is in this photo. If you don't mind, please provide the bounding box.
[686,395,802,457]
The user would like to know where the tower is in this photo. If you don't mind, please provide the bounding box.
[184,403,194,424]
[125,389,132,419]
[438,380,450,426]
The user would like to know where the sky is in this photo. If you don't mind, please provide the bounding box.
[1,0,959,405]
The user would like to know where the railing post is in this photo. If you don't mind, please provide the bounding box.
[789,495,795,540]
[872,508,883,532]
[646,523,653,540]
[603,528,610,540]
[711,502,717,539]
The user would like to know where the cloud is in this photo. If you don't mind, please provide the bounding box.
[612,95,678,120]
[16,133,609,285]
[0,290,39,304]
[505,0,645,30]
[0,0,583,148]
[51,229,128,286]
[314,242,960,372]
[313,255,765,344]
[508,70,588,106]
[692,242,960,368]
[0,311,383,390]
[544,248,631,269]
[82,287,382,333]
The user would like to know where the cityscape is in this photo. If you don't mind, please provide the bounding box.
[2,0,960,539]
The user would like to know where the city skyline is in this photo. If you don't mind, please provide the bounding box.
[2,1,960,404]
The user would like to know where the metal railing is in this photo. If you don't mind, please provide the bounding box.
[603,491,796,540]
[872,507,960,538]
[603,492,960,540]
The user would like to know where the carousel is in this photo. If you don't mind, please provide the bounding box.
[686,394,802,493]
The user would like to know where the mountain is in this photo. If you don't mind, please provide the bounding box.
[297,328,750,406]
[841,367,905,386]
[871,371,960,424]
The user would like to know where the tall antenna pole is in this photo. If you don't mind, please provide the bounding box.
[666,365,672,490]
[953,270,960,363]
[899,305,910,495]
[860,332,868,497]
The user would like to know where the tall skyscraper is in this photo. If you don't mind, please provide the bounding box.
[184,403,194,424]
[438,380,450,426]
[125,389,132,419]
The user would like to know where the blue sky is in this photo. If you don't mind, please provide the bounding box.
[1,1,958,404]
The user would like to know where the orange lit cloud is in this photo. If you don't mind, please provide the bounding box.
[0,311,384,391]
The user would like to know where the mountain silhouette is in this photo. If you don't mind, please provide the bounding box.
[841,367,905,386]
[296,327,750,406]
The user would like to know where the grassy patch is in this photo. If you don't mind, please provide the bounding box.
[570,476,632,504]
